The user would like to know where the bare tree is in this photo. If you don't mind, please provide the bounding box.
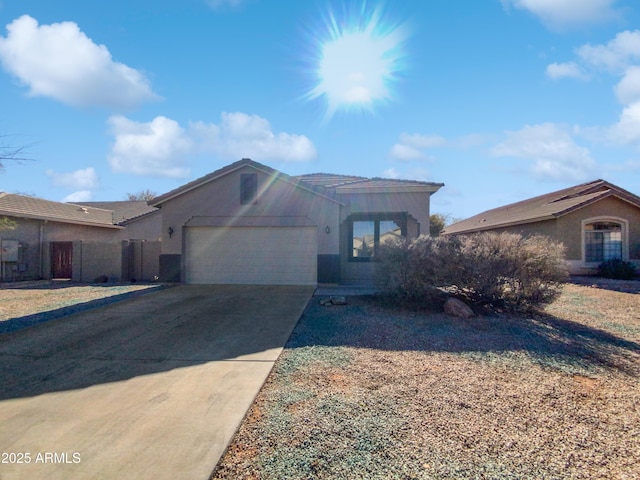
[0,134,32,168]
[126,189,157,201]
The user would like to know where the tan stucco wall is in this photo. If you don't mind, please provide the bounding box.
[338,191,433,285]
[0,217,125,281]
[159,165,341,256]
[339,191,431,236]
[120,210,162,242]
[558,196,640,261]
[0,217,42,280]
[74,241,124,282]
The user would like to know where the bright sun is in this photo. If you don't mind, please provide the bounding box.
[306,6,407,120]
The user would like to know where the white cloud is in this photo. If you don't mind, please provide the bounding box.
[491,123,598,181]
[576,30,640,73]
[389,144,427,161]
[63,190,93,203]
[399,133,446,149]
[389,132,444,161]
[46,167,99,189]
[191,112,317,162]
[614,66,640,105]
[383,167,400,179]
[107,112,317,177]
[546,62,585,80]
[607,101,640,144]
[0,15,159,109]
[501,0,620,30]
[382,167,431,182]
[107,115,193,178]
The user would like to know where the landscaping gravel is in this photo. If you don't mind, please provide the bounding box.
[212,282,640,479]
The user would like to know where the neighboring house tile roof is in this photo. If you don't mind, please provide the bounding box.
[76,201,159,224]
[443,179,640,235]
[0,192,121,228]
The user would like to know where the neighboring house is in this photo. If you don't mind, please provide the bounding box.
[149,158,443,285]
[0,193,160,282]
[442,179,640,274]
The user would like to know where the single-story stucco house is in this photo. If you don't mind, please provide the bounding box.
[149,158,444,285]
[442,179,640,275]
[0,193,160,282]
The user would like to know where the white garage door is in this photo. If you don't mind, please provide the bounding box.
[185,226,318,285]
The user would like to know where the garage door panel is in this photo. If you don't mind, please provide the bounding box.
[185,226,317,285]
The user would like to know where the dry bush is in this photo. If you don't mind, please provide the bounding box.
[378,232,568,311]
[452,232,568,310]
[377,236,453,306]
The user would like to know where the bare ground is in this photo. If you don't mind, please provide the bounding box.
[0,281,162,329]
[212,281,640,480]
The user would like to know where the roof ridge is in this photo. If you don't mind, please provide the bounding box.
[549,179,607,204]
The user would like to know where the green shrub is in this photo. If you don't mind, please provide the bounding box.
[377,232,568,312]
[597,258,637,280]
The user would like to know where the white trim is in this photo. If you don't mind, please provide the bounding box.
[580,216,629,267]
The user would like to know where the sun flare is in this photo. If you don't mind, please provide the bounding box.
[305,5,408,120]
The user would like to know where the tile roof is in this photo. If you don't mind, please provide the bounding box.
[76,201,158,224]
[293,173,368,188]
[149,158,444,207]
[443,179,640,235]
[294,173,444,192]
[0,193,120,228]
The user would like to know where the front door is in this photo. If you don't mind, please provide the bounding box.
[51,242,73,278]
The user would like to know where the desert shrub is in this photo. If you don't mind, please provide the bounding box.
[597,258,637,280]
[377,232,568,311]
[376,236,457,305]
[452,233,568,310]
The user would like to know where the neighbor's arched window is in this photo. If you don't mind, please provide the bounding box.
[584,220,623,263]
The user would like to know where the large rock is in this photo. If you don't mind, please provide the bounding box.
[444,297,474,319]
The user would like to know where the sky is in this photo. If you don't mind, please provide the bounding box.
[2,0,640,220]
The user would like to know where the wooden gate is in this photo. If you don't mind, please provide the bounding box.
[51,242,73,278]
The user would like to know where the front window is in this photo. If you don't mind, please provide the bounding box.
[585,221,622,263]
[349,214,405,261]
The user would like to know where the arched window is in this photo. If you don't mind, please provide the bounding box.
[584,220,623,263]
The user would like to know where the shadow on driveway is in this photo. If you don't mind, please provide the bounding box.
[0,284,314,480]
[0,285,313,401]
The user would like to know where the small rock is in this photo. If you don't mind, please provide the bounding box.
[444,297,474,319]
[319,296,348,306]
[330,296,347,305]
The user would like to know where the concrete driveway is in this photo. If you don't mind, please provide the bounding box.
[0,284,314,480]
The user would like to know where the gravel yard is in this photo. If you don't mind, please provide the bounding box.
[0,280,163,333]
[212,281,640,479]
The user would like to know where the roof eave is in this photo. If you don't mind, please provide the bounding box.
[336,184,445,194]
[0,211,123,229]
[443,214,558,235]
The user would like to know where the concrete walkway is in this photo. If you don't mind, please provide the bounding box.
[0,285,313,480]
